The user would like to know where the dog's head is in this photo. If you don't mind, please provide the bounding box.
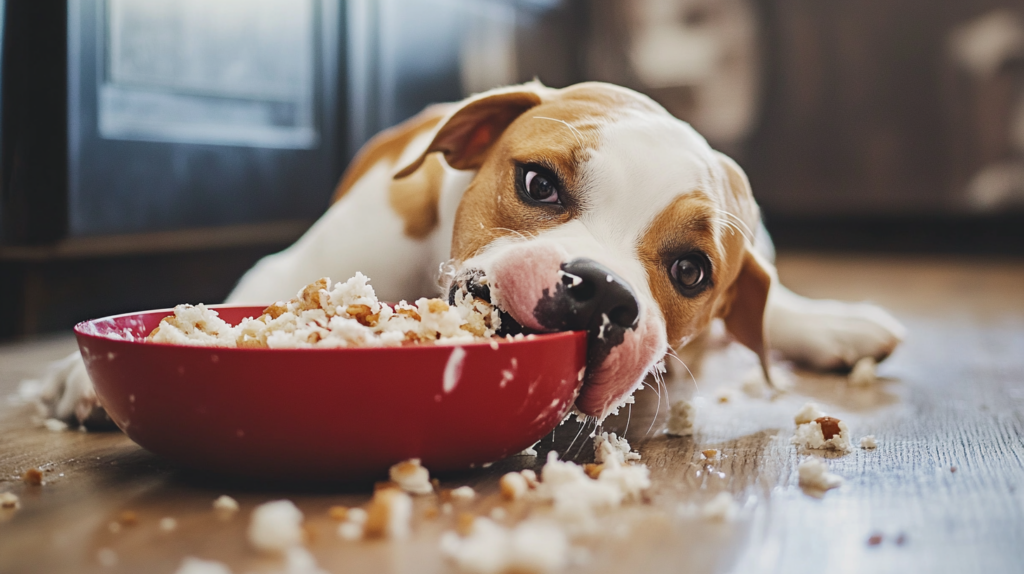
[396,82,773,420]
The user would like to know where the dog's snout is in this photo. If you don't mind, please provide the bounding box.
[557,259,639,331]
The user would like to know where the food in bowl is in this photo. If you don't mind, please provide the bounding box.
[147,273,502,349]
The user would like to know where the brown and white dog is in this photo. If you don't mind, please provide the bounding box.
[43,81,904,424]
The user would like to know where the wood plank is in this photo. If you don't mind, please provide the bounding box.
[1,253,1022,573]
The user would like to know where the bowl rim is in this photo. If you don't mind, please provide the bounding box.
[74,304,586,353]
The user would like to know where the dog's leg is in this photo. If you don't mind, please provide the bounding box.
[25,351,115,429]
[756,223,906,370]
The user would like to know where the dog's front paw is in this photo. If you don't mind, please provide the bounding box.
[26,352,114,429]
[767,293,906,371]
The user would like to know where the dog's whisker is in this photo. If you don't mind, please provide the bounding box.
[710,217,751,245]
[491,227,534,242]
[532,116,585,148]
[712,209,755,245]
[566,416,588,454]
[572,416,596,460]
[665,347,699,394]
[645,370,663,437]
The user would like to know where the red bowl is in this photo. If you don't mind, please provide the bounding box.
[75,306,586,482]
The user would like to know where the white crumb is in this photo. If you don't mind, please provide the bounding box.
[792,419,853,452]
[792,403,854,452]
[213,495,239,514]
[664,400,695,436]
[848,356,878,386]
[594,432,640,464]
[281,547,329,574]
[798,458,843,491]
[500,472,530,501]
[0,492,20,510]
[173,557,233,574]
[389,459,433,495]
[97,548,118,567]
[860,435,878,449]
[43,418,68,432]
[148,274,501,349]
[364,488,412,539]
[440,518,568,574]
[248,500,304,553]
[595,457,651,502]
[794,402,826,425]
[714,388,739,403]
[337,521,363,541]
[740,369,769,397]
[537,450,650,533]
[159,517,178,532]
[450,486,476,501]
[346,507,368,524]
[700,492,739,522]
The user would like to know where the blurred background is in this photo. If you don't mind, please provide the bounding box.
[1,0,1022,339]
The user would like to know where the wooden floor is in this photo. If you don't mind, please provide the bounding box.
[1,253,1023,574]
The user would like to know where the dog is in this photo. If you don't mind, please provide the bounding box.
[39,81,904,425]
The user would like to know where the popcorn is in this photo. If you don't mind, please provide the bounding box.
[792,414,854,452]
[0,492,20,510]
[860,435,878,449]
[794,402,826,425]
[500,472,530,501]
[389,459,433,495]
[664,400,695,436]
[594,432,641,465]
[798,458,843,491]
[363,488,412,539]
[450,486,476,501]
[440,518,568,574]
[173,557,233,574]
[149,274,501,348]
[213,495,239,516]
[248,500,304,553]
[537,446,650,533]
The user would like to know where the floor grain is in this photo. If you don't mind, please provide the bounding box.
[1,253,1022,574]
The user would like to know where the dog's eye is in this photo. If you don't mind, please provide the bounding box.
[669,253,710,294]
[521,167,561,204]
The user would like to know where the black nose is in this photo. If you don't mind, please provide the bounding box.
[535,258,639,332]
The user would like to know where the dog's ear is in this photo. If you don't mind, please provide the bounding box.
[722,249,773,372]
[394,89,543,179]
[714,151,775,381]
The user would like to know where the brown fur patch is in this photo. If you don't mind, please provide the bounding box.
[638,193,748,348]
[448,87,639,261]
[387,154,445,239]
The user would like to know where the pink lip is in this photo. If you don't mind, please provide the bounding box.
[489,243,568,331]
[574,312,664,419]
[489,243,665,420]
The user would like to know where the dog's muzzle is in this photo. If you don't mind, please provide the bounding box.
[449,258,641,364]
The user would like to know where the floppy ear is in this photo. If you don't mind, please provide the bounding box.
[394,89,543,179]
[723,249,773,377]
[723,249,774,383]
[714,151,776,382]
